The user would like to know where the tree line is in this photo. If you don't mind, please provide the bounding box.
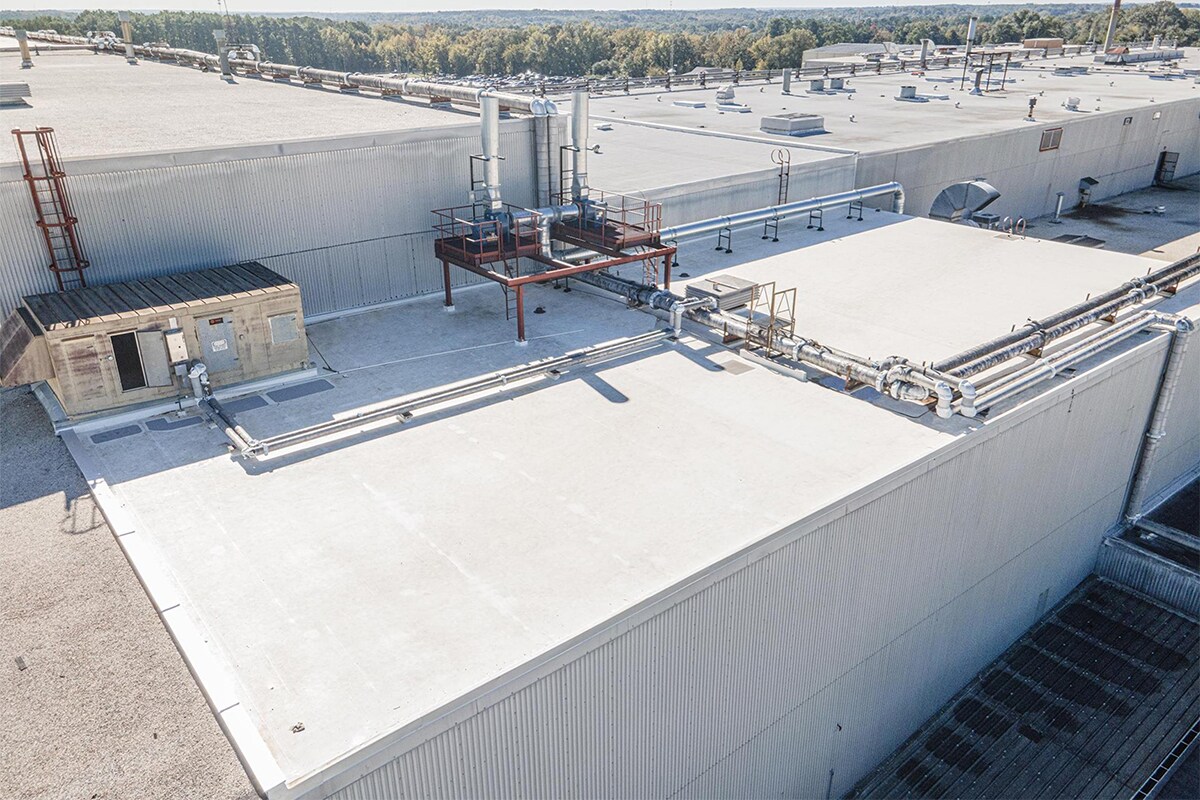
[4,3,1197,78]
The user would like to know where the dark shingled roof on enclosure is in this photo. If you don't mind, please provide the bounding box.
[849,576,1200,800]
[22,262,294,331]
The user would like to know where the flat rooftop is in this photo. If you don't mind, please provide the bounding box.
[584,110,847,193]
[578,49,1200,155]
[0,42,472,160]
[64,212,1192,789]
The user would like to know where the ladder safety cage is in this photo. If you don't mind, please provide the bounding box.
[12,127,90,292]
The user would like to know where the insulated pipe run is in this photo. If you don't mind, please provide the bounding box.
[571,90,590,201]
[15,29,556,116]
[657,183,906,242]
[971,312,1176,412]
[575,270,968,417]
[934,253,1200,375]
[1123,316,1194,522]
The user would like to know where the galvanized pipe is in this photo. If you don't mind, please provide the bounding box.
[480,95,503,213]
[571,90,590,201]
[1104,0,1123,52]
[658,183,905,242]
[935,253,1200,375]
[17,29,553,115]
[247,329,672,456]
[575,270,966,417]
[1123,315,1194,522]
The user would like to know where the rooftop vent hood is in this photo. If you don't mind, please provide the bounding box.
[929,180,1001,223]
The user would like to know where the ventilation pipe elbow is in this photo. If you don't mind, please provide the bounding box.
[892,186,906,215]
[571,90,590,202]
[187,362,210,399]
[932,380,954,418]
[957,380,978,418]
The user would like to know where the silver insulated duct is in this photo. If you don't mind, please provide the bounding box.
[480,94,503,214]
[571,90,590,201]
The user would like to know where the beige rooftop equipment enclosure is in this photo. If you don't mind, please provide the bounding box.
[0,261,307,417]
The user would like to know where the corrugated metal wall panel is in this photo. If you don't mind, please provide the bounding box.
[323,337,1176,800]
[646,156,858,229]
[0,124,537,319]
[1096,539,1200,617]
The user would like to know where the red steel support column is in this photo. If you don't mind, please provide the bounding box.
[663,250,673,290]
[515,285,526,342]
[442,259,453,307]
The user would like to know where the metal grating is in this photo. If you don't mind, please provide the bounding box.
[849,577,1200,800]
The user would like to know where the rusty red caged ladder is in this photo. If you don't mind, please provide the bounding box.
[12,127,89,291]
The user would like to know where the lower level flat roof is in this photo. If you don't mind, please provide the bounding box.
[850,576,1199,799]
[66,213,1193,788]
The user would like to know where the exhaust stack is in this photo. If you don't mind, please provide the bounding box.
[965,18,978,57]
[479,94,503,214]
[571,90,590,202]
[1103,0,1122,52]
[117,11,136,64]
[15,30,32,69]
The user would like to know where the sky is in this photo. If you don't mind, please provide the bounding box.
[3,1,1113,11]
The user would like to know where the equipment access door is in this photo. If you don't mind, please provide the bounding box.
[198,315,239,373]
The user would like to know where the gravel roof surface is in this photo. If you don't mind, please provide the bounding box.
[0,386,256,800]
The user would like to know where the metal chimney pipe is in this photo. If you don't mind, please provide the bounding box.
[213,29,231,77]
[782,68,792,93]
[920,39,933,69]
[965,17,978,57]
[1103,0,1122,52]
[480,94,503,214]
[571,89,590,202]
[15,30,33,69]
[118,11,136,64]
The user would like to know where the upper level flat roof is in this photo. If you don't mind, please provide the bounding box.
[67,212,1195,790]
[0,42,472,160]
[579,48,1200,155]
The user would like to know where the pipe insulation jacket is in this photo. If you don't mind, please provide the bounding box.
[657,183,905,242]
[574,270,966,417]
[935,253,1200,375]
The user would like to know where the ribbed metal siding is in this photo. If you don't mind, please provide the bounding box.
[1096,538,1200,617]
[647,156,857,229]
[323,331,1175,800]
[0,124,537,319]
